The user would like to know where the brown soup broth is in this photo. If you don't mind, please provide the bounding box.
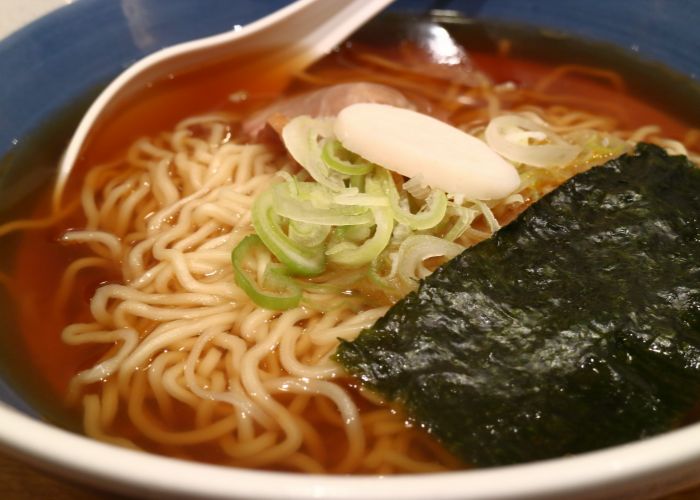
[3,15,700,467]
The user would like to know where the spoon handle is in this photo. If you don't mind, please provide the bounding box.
[274,0,396,67]
[53,0,394,210]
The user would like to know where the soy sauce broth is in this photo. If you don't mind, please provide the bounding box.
[1,13,698,451]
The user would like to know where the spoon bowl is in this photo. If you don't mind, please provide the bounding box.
[52,0,394,210]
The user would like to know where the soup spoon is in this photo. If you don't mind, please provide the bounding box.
[53,0,395,209]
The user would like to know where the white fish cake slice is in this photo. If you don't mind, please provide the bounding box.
[334,103,519,200]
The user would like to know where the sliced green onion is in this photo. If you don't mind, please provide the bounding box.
[377,168,448,230]
[391,235,464,286]
[368,254,396,291]
[485,114,581,168]
[282,116,346,191]
[568,130,627,163]
[288,220,331,247]
[402,175,430,200]
[349,174,365,191]
[252,188,325,276]
[231,235,302,310]
[275,170,298,190]
[443,205,479,241]
[332,190,389,207]
[326,206,394,267]
[328,225,365,250]
[473,200,500,233]
[504,193,525,205]
[343,224,373,242]
[322,139,374,176]
[324,172,395,267]
[300,267,367,294]
[273,182,374,226]
[389,222,412,246]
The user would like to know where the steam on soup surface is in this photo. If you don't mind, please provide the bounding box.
[3,15,699,473]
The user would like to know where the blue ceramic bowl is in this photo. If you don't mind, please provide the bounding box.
[0,1,699,498]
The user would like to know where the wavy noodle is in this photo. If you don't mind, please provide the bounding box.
[2,39,698,475]
[47,113,457,473]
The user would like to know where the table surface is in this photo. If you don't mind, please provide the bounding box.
[0,450,126,499]
[2,449,700,500]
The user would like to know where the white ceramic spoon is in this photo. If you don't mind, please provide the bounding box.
[53,0,394,208]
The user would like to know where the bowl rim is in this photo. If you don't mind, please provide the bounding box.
[2,1,700,498]
[3,400,700,499]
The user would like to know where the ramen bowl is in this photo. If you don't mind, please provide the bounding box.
[0,1,699,498]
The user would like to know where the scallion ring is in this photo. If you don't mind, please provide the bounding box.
[252,188,326,276]
[322,139,374,176]
[231,235,302,310]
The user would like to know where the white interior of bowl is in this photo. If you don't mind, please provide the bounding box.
[3,2,700,499]
[3,400,700,499]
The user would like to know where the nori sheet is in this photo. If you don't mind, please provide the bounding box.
[336,144,700,467]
